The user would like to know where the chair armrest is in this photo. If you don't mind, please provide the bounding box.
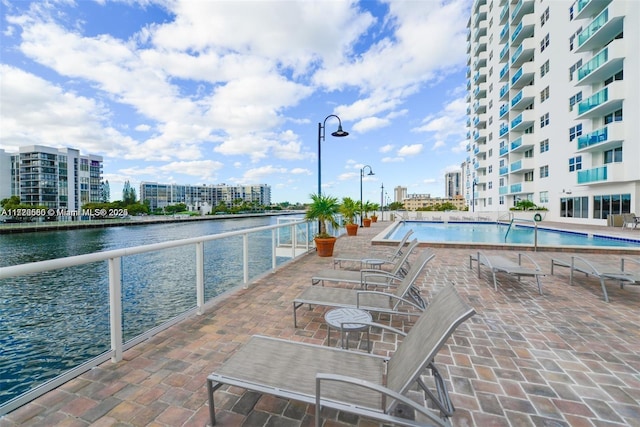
[356,290,426,312]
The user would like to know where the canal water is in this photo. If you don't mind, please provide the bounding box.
[0,215,299,407]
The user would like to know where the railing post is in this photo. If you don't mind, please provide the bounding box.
[243,234,249,288]
[291,223,297,258]
[196,242,205,315]
[108,257,123,362]
[272,229,277,269]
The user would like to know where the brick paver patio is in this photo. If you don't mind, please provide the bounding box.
[1,221,639,426]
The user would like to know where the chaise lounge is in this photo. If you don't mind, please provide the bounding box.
[332,229,413,269]
[207,283,475,427]
[470,251,544,295]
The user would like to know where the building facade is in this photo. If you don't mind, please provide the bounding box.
[466,0,639,224]
[139,182,271,213]
[402,194,467,211]
[445,171,462,198]
[393,186,408,204]
[0,146,103,211]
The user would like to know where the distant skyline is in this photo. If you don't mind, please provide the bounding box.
[1,0,472,204]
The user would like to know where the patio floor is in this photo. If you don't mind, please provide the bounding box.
[1,220,640,426]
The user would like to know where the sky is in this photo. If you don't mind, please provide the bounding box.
[1,0,472,205]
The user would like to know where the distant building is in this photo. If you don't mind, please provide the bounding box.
[139,182,271,214]
[403,193,467,211]
[394,186,407,204]
[445,171,462,198]
[0,145,103,211]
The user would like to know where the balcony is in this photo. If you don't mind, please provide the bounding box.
[576,81,624,119]
[499,83,509,100]
[473,113,487,128]
[578,162,625,184]
[473,98,487,114]
[499,63,510,81]
[473,26,487,41]
[499,103,509,118]
[510,157,534,173]
[510,110,535,132]
[499,23,509,41]
[499,43,510,63]
[473,50,488,70]
[578,166,607,184]
[510,37,535,68]
[473,69,486,84]
[473,82,487,98]
[576,3,624,53]
[510,134,535,153]
[510,14,535,45]
[499,123,509,138]
[500,144,509,156]
[474,35,488,54]
[577,122,624,152]
[510,86,535,110]
[510,62,535,89]
[575,0,612,21]
[511,0,534,24]
[473,0,487,13]
[473,129,487,142]
[576,39,624,86]
[499,166,509,176]
[499,3,509,24]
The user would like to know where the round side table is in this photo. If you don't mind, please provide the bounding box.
[324,308,372,352]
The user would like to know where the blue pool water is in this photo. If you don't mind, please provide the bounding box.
[386,222,640,248]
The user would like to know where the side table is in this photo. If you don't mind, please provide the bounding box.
[324,308,372,352]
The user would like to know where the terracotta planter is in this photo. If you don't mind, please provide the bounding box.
[314,236,337,257]
[363,218,372,227]
[370,216,378,223]
[345,223,358,236]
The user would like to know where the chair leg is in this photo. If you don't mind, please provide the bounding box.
[599,278,609,303]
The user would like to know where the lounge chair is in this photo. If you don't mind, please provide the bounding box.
[312,239,419,288]
[207,283,475,427]
[550,255,640,302]
[470,251,544,295]
[294,249,435,327]
[622,213,639,230]
[333,229,414,269]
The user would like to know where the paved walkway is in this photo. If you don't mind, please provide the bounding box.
[2,221,640,426]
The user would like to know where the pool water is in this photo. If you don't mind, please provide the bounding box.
[386,222,640,248]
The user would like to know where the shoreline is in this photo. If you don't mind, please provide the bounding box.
[0,211,303,234]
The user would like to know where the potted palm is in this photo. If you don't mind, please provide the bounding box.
[305,193,340,257]
[361,200,374,227]
[340,197,359,236]
[370,203,380,223]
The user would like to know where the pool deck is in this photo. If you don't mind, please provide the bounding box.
[1,220,640,426]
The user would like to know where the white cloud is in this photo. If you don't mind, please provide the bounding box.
[382,157,404,163]
[379,144,394,153]
[397,144,423,156]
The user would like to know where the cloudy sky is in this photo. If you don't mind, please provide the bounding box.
[1,0,471,204]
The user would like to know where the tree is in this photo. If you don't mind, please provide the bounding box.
[388,201,404,211]
[101,180,110,203]
[122,181,137,204]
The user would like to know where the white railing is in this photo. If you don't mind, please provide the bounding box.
[0,219,323,415]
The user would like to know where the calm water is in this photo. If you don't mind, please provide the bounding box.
[0,216,299,407]
[388,221,640,248]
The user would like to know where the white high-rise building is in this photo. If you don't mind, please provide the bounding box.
[466,0,639,224]
[445,171,462,198]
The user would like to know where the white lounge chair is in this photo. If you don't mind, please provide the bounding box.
[333,229,413,269]
[550,255,640,302]
[207,283,475,427]
[470,251,544,295]
[622,213,639,230]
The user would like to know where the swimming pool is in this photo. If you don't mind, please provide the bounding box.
[382,221,640,249]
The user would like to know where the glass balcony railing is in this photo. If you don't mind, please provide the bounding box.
[499,44,509,60]
[499,186,508,195]
[577,87,608,115]
[466,143,471,151]
[511,89,523,107]
[499,63,509,79]
[511,44,523,65]
[466,118,471,126]
[500,84,509,98]
[577,47,608,82]
[499,104,509,117]
[511,0,523,20]
[511,67,523,85]
[510,183,522,193]
[500,3,509,21]
[467,79,471,90]
[577,0,592,14]
[510,160,522,172]
[577,127,609,150]
[474,162,480,169]
[578,166,607,184]
[510,137,522,150]
[466,131,471,139]
[473,131,480,140]
[500,23,509,40]
[578,8,608,48]
[500,166,509,175]
[511,21,522,43]
[511,113,523,129]
[473,116,480,126]
[473,71,481,82]
[474,146,480,154]
[499,124,509,137]
[500,145,509,156]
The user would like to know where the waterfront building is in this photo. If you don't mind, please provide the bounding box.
[0,145,103,211]
[445,171,462,198]
[393,185,408,204]
[402,193,467,211]
[140,182,271,213]
[466,0,639,224]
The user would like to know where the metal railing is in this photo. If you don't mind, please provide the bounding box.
[504,217,539,250]
[0,219,323,415]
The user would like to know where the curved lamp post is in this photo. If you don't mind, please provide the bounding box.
[472,179,478,212]
[360,165,374,227]
[318,115,349,196]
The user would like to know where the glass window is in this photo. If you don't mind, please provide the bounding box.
[539,191,549,203]
[540,139,549,153]
[604,147,623,163]
[604,109,623,124]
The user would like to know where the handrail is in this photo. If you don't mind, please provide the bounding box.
[0,218,321,415]
[496,212,513,224]
[504,217,539,251]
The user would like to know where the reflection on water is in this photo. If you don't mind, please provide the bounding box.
[0,216,295,406]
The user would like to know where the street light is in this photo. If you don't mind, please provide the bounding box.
[380,183,385,222]
[317,115,349,196]
[472,179,477,212]
[360,165,374,227]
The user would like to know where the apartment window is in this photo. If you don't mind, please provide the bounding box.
[604,70,623,85]
[569,59,582,81]
[593,193,631,219]
[488,148,493,157]
[540,165,549,178]
[489,66,493,76]
[524,171,534,182]
[540,139,549,153]
[540,33,550,52]
[539,191,549,203]
[540,86,550,103]
[540,60,550,78]
[540,113,549,128]
[569,27,582,51]
[524,126,534,134]
[488,165,493,173]
[569,124,583,141]
[541,7,550,26]
[524,148,534,158]
[489,84,493,93]
[488,197,492,206]
[489,51,494,61]
[489,132,493,141]
[604,109,623,124]
[569,156,582,172]
[499,178,505,186]
[489,117,493,125]
[499,159,505,168]
[489,17,493,27]
[561,196,589,218]
[488,181,493,189]
[569,91,583,111]
[604,147,623,163]
[489,100,493,109]
[569,5,574,21]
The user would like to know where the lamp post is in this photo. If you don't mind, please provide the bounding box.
[360,165,374,227]
[317,115,349,196]
[380,183,384,222]
[472,179,477,212]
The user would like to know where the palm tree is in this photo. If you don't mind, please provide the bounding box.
[305,193,340,237]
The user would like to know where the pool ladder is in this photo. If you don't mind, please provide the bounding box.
[504,217,539,251]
